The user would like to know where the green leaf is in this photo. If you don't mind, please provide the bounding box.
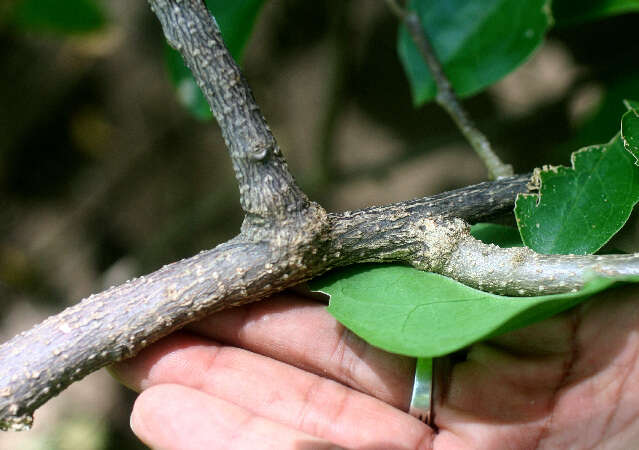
[470,223,523,247]
[514,132,639,254]
[625,99,639,111]
[165,0,265,120]
[553,0,639,26]
[397,0,552,106]
[11,0,105,34]
[311,264,635,357]
[622,99,639,163]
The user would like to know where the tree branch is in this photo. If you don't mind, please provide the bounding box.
[443,238,639,295]
[0,237,303,431]
[386,0,514,180]
[149,0,310,226]
[2,0,639,433]
[0,175,527,431]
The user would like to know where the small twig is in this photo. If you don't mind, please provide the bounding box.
[386,1,514,180]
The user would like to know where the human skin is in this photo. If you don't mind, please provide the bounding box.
[111,285,639,449]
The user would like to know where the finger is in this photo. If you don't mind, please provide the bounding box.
[131,384,337,450]
[185,293,415,409]
[113,332,433,450]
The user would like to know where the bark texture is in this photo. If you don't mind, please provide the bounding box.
[149,0,309,227]
[0,175,528,430]
[2,0,639,431]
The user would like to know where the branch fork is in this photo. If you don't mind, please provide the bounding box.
[2,0,639,431]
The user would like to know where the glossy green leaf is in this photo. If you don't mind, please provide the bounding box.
[311,264,634,357]
[515,132,639,255]
[165,0,265,120]
[11,0,105,34]
[470,223,523,247]
[622,100,639,164]
[397,0,552,106]
[553,0,639,26]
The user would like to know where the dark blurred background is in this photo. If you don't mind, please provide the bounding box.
[1,1,639,448]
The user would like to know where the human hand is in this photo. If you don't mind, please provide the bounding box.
[111,285,639,449]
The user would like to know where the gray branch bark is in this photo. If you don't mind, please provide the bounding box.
[2,0,639,431]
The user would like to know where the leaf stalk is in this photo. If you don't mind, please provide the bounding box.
[386,0,514,180]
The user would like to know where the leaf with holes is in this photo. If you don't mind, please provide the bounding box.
[515,130,639,255]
